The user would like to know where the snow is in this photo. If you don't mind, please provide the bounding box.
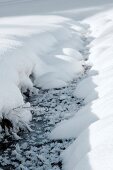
[0,82,79,169]
[49,5,113,170]
[0,13,84,134]
[75,144,113,170]
[1,0,113,170]
[62,115,113,170]
[63,48,83,61]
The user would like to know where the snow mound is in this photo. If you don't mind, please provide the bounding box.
[74,76,98,99]
[50,8,113,170]
[63,48,83,61]
[0,15,84,134]
[62,114,113,170]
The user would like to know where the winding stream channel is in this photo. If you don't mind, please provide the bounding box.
[0,34,91,170]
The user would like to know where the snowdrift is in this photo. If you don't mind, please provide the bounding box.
[50,8,113,170]
[1,0,113,169]
[0,15,85,135]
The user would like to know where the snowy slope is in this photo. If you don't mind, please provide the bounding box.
[50,7,113,170]
[0,0,113,19]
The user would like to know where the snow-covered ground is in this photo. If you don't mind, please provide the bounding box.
[50,6,113,170]
[0,14,86,134]
[1,0,113,170]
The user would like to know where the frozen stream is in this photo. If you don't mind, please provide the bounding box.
[0,35,90,170]
[0,77,84,170]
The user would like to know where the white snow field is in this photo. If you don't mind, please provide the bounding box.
[1,0,113,170]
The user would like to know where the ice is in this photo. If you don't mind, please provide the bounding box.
[1,0,113,170]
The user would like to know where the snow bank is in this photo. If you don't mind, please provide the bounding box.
[75,144,113,170]
[62,115,113,170]
[0,15,85,134]
[50,8,113,170]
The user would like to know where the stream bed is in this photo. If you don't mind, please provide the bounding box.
[0,35,90,170]
[0,77,84,170]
